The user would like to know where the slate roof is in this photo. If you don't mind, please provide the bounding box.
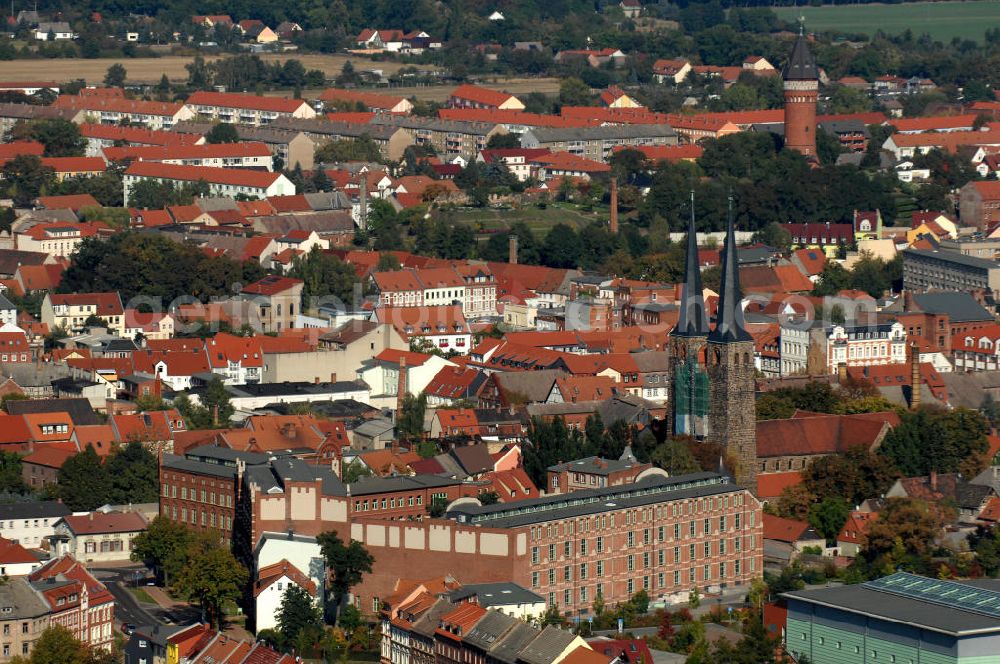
[448,583,544,608]
[912,291,993,322]
[783,34,818,81]
[6,397,100,425]
[0,500,70,521]
[783,575,1000,636]
[449,472,735,528]
[489,622,543,664]
[518,626,580,664]
[462,610,519,652]
[547,456,641,476]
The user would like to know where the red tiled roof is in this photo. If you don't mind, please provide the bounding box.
[756,411,899,458]
[48,292,123,315]
[740,264,813,294]
[319,88,409,111]
[241,274,302,296]
[762,513,811,543]
[889,114,978,133]
[52,95,185,117]
[80,123,200,146]
[34,193,100,211]
[438,107,594,128]
[373,348,432,367]
[837,511,878,544]
[59,511,147,535]
[0,537,38,564]
[185,91,310,114]
[22,443,76,470]
[254,559,317,597]
[756,471,804,499]
[0,142,44,159]
[40,157,105,173]
[614,143,703,162]
[125,161,284,188]
[449,84,518,108]
[103,141,271,163]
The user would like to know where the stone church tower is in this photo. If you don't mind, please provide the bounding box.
[666,197,757,492]
[705,203,757,492]
[666,193,710,439]
[783,32,819,158]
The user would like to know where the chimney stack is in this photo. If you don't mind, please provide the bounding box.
[508,235,518,265]
[396,355,407,420]
[609,177,619,235]
[910,343,921,409]
[359,172,369,230]
[930,469,937,490]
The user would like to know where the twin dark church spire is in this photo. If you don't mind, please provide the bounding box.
[675,194,748,342]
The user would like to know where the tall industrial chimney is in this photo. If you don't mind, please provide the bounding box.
[609,176,619,234]
[509,234,518,265]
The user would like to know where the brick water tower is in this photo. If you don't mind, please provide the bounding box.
[783,32,819,158]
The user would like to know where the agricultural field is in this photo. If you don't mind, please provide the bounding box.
[773,1,1000,42]
[0,53,433,84]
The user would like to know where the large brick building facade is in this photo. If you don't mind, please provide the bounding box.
[349,472,762,619]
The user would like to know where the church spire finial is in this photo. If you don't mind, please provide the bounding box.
[708,194,751,343]
[675,190,709,337]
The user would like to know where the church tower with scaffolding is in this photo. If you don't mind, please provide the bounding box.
[667,197,757,492]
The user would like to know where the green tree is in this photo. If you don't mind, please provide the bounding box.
[803,446,899,507]
[317,531,374,622]
[558,78,592,107]
[19,625,88,664]
[174,534,248,628]
[650,438,701,475]
[397,393,426,441]
[808,497,850,544]
[3,154,54,206]
[540,223,582,268]
[879,406,990,477]
[106,441,159,505]
[478,491,500,505]
[205,122,240,144]
[59,232,264,304]
[860,497,944,575]
[56,445,110,511]
[343,460,373,484]
[30,119,86,157]
[276,584,323,645]
[130,516,196,586]
[175,376,234,429]
[0,451,26,494]
[186,55,212,89]
[103,63,127,88]
[288,247,359,303]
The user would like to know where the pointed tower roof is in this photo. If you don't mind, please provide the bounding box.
[673,192,709,338]
[783,34,818,81]
[708,198,751,344]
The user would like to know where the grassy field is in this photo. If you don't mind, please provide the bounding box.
[127,587,156,604]
[0,53,432,84]
[773,1,1000,42]
[452,203,606,239]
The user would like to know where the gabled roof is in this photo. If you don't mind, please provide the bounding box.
[57,511,147,535]
[185,91,310,114]
[756,411,899,458]
[450,84,518,108]
[253,559,317,597]
[763,513,818,543]
[125,161,285,188]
